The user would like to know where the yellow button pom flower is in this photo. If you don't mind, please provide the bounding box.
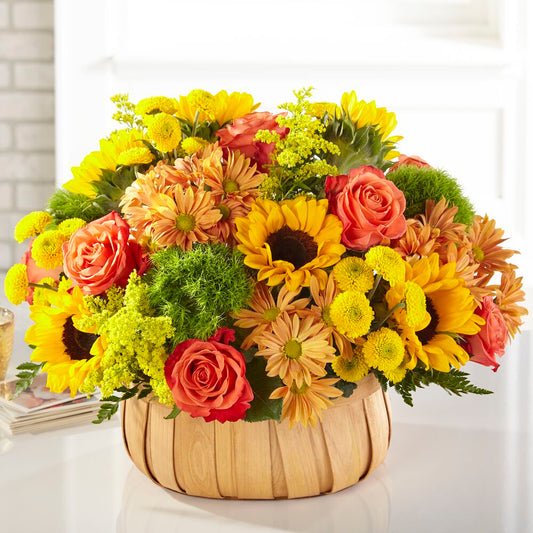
[147,112,182,153]
[135,96,177,116]
[31,230,67,269]
[329,290,374,339]
[365,245,406,287]
[14,211,52,243]
[117,146,154,166]
[404,280,427,328]
[57,218,86,238]
[363,327,405,372]
[331,346,369,383]
[181,136,209,155]
[4,264,29,305]
[333,256,375,293]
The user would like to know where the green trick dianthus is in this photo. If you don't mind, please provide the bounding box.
[387,166,475,225]
[146,243,253,344]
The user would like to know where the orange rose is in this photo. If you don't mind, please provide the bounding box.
[388,154,431,173]
[164,328,253,423]
[216,111,288,172]
[325,166,407,251]
[62,211,146,295]
[20,239,63,304]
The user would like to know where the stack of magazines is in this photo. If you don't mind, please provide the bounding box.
[0,373,101,435]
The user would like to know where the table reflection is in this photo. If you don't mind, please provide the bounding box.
[117,464,391,533]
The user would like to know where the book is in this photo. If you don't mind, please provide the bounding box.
[0,373,101,435]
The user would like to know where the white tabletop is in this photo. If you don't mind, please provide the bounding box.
[0,416,531,533]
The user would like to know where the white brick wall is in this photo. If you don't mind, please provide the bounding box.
[0,0,54,273]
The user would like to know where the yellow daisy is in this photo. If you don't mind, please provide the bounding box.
[25,283,101,396]
[270,376,343,428]
[233,282,309,349]
[385,254,484,372]
[235,197,345,292]
[256,312,335,388]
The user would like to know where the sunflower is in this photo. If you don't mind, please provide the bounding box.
[235,197,345,292]
[25,283,101,396]
[270,376,343,428]
[385,254,484,372]
[256,312,335,387]
[233,282,309,349]
[340,91,402,144]
[173,89,259,125]
[64,129,147,197]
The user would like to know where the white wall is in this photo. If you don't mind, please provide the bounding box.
[55,0,532,430]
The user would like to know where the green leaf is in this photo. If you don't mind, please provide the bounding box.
[164,405,181,420]
[334,379,358,398]
[14,361,44,398]
[244,357,283,423]
[92,402,119,424]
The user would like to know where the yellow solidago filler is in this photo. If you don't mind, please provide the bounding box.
[329,291,374,339]
[331,346,369,383]
[14,211,52,243]
[333,256,374,293]
[31,230,67,269]
[340,91,401,143]
[181,136,209,155]
[135,96,177,116]
[365,246,405,287]
[363,327,405,372]
[57,218,86,238]
[147,112,182,153]
[4,264,29,305]
[404,280,427,328]
[32,277,57,306]
[117,146,154,166]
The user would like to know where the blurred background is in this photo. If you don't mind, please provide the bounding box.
[0,0,531,431]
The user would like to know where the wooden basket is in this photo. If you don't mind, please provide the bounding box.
[121,373,391,499]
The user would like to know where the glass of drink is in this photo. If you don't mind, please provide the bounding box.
[0,308,15,381]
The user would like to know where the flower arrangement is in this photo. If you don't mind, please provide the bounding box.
[4,88,527,429]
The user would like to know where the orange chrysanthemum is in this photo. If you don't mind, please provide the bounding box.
[493,269,528,337]
[256,312,335,387]
[149,185,221,250]
[233,283,309,349]
[395,198,467,262]
[270,376,343,428]
[468,215,517,279]
[202,148,265,206]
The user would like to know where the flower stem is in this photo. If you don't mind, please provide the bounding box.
[367,274,382,302]
[28,282,58,292]
[374,301,405,331]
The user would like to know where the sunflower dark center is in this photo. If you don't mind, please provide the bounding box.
[266,225,318,269]
[62,317,98,361]
[417,298,439,345]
